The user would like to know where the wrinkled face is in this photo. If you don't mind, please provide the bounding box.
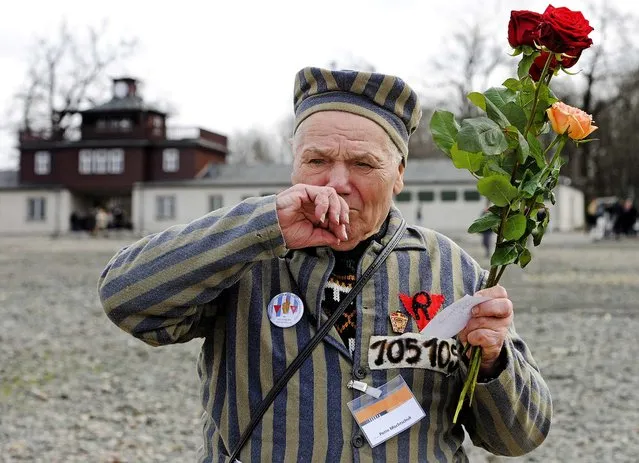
[291,111,405,251]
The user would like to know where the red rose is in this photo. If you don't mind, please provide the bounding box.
[528,51,581,82]
[508,10,543,48]
[538,5,593,55]
[528,51,581,81]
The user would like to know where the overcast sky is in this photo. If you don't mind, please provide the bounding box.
[1,0,636,169]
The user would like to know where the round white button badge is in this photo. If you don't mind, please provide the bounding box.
[267,292,304,328]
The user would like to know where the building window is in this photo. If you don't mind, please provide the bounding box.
[156,195,176,220]
[418,191,434,202]
[78,149,124,174]
[441,190,458,202]
[464,190,481,201]
[209,195,223,211]
[34,151,51,175]
[395,191,412,202]
[107,150,124,173]
[163,148,180,173]
[27,197,46,221]
[94,150,108,174]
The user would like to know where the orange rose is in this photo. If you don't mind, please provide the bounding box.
[546,102,597,140]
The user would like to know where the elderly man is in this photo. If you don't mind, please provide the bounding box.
[99,67,552,462]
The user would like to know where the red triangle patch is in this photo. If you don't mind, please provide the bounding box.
[399,291,445,331]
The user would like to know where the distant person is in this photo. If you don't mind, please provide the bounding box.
[70,212,79,232]
[112,207,124,229]
[610,198,626,239]
[620,198,638,236]
[586,198,599,232]
[98,66,551,461]
[94,207,109,237]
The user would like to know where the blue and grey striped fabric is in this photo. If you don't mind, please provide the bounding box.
[294,67,422,162]
[98,197,552,462]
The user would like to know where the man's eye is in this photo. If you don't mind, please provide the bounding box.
[308,159,325,165]
[355,162,373,169]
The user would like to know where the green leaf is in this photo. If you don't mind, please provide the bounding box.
[491,242,519,266]
[520,170,544,198]
[468,213,501,233]
[482,160,510,177]
[503,214,527,240]
[485,87,517,108]
[483,88,516,129]
[430,111,460,155]
[451,144,484,172]
[532,209,550,246]
[503,78,522,92]
[518,78,537,119]
[457,117,509,155]
[504,126,520,149]
[516,132,530,163]
[517,53,536,80]
[527,133,545,168]
[467,92,486,111]
[519,248,532,268]
[500,148,518,175]
[502,102,527,134]
[477,175,519,207]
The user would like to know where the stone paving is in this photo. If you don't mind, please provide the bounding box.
[1,233,638,462]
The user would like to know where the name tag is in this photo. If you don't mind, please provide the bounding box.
[368,333,461,374]
[347,375,425,448]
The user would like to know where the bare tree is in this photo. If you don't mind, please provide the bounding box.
[408,105,445,159]
[13,20,136,139]
[228,128,281,164]
[555,1,639,198]
[588,68,639,198]
[423,1,512,118]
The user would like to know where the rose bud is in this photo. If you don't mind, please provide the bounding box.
[546,102,598,140]
[529,51,581,81]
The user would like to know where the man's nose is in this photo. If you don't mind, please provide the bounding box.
[326,163,351,194]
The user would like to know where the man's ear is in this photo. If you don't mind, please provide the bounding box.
[393,161,405,195]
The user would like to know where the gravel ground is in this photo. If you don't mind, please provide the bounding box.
[1,232,638,462]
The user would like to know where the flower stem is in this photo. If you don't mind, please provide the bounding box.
[523,52,554,139]
[454,51,556,425]
[543,136,562,159]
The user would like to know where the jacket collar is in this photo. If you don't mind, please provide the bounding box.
[378,205,428,252]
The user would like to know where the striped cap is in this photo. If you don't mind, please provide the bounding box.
[293,67,422,162]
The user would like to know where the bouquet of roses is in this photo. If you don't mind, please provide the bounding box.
[429,5,597,422]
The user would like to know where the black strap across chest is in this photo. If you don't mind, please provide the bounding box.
[229,219,406,461]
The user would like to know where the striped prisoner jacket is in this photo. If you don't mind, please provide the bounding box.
[98,197,552,462]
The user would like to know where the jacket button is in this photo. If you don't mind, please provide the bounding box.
[351,433,365,448]
[353,367,368,380]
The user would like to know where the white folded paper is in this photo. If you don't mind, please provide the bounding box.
[420,294,492,339]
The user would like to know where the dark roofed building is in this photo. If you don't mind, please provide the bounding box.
[9,76,228,234]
